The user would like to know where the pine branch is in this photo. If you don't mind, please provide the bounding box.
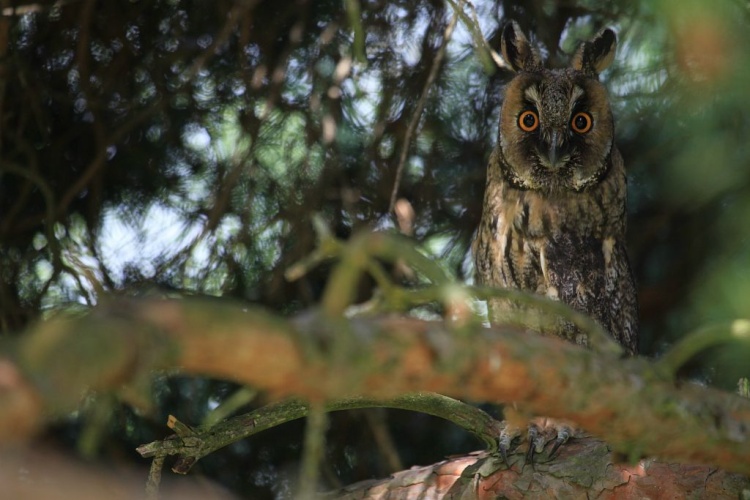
[3,297,750,477]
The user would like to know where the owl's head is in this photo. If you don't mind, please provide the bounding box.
[498,22,617,193]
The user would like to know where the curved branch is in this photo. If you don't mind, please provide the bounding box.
[656,320,750,378]
[135,394,500,474]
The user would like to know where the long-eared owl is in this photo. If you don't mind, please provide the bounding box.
[473,22,638,354]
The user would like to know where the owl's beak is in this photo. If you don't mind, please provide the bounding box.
[548,132,560,166]
[541,130,567,170]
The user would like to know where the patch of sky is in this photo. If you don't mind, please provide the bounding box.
[28,215,104,308]
[447,0,499,62]
[15,13,37,50]
[378,134,395,159]
[146,124,163,143]
[197,34,213,49]
[244,43,260,62]
[230,78,246,96]
[74,96,87,114]
[601,20,668,101]
[193,74,217,107]
[67,68,79,91]
[407,156,425,181]
[254,218,284,271]
[387,4,427,68]
[138,78,157,104]
[126,24,140,50]
[344,67,380,130]
[45,49,74,71]
[34,259,53,282]
[183,122,211,150]
[107,92,124,112]
[440,57,490,142]
[33,233,47,251]
[91,39,114,64]
[282,56,312,105]
[162,38,180,53]
[315,55,336,78]
[421,233,457,280]
[98,203,201,284]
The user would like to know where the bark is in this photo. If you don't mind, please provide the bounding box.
[327,437,750,499]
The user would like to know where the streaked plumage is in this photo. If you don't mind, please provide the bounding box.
[473,22,638,354]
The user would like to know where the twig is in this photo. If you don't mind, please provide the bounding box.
[655,320,750,378]
[471,285,622,355]
[0,160,57,248]
[320,229,450,317]
[57,103,162,215]
[362,409,403,472]
[388,5,460,214]
[0,160,90,305]
[146,452,165,500]
[297,402,327,498]
[135,394,500,475]
[444,0,507,71]
[288,225,619,354]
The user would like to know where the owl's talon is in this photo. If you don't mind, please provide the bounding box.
[495,419,575,466]
[525,423,547,467]
[548,425,571,459]
[498,441,509,465]
[496,424,521,465]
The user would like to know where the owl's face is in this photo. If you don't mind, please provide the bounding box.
[497,23,618,193]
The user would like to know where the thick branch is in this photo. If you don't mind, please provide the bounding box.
[326,438,750,499]
[2,298,750,475]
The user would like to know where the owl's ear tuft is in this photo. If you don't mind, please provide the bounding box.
[501,21,542,72]
[572,28,617,76]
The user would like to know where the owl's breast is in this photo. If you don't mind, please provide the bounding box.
[473,192,548,293]
[474,156,627,294]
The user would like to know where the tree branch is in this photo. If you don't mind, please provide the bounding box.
[325,438,750,499]
[135,394,500,475]
[2,297,750,477]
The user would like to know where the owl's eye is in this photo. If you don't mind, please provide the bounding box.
[518,110,539,132]
[571,112,593,134]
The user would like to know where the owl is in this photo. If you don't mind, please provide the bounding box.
[473,22,638,355]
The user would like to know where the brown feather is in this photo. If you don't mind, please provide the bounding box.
[473,25,638,355]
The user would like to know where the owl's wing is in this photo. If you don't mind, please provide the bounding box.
[604,239,639,354]
[543,235,638,354]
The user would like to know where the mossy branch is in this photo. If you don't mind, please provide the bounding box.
[4,299,750,475]
[136,393,500,475]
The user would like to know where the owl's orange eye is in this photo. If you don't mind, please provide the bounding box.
[571,112,593,134]
[518,110,539,132]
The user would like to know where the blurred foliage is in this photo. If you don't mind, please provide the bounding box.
[1,0,750,497]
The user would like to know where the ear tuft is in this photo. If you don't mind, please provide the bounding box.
[500,21,542,72]
[572,28,617,75]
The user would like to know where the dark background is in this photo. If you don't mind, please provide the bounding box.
[1,0,749,497]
